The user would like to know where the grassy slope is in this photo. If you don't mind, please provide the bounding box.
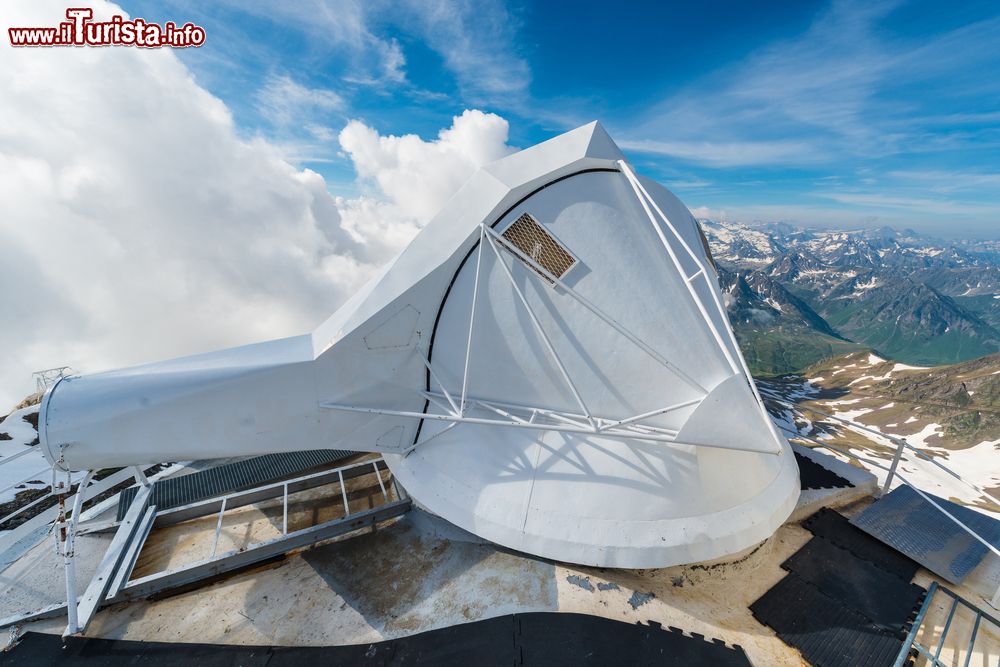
[737,327,862,377]
[800,351,1000,448]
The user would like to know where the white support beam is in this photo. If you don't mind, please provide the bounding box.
[320,401,773,454]
[416,349,460,415]
[485,234,597,430]
[321,402,676,442]
[618,160,739,376]
[596,398,701,432]
[619,160,787,450]
[0,444,40,468]
[419,390,459,418]
[460,226,486,414]
[474,399,535,425]
[73,484,152,635]
[428,390,592,430]
[430,391,682,436]
[484,224,707,396]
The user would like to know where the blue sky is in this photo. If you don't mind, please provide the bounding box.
[120,0,1000,237]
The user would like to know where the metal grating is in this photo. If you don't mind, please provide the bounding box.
[500,213,576,281]
[116,449,355,521]
[850,485,1000,585]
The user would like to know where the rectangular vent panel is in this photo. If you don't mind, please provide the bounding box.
[500,213,576,281]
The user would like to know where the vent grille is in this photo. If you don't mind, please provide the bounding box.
[499,213,576,281]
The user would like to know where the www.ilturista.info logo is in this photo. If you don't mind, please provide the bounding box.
[8,8,205,48]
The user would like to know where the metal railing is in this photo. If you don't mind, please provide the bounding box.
[778,403,1000,609]
[895,582,1000,667]
[0,442,50,528]
[32,367,70,393]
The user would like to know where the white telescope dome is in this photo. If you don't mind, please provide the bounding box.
[39,122,799,568]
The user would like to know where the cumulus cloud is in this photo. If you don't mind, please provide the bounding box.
[335,109,515,262]
[340,110,515,217]
[0,1,515,409]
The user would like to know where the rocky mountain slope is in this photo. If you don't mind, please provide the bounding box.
[704,221,1000,373]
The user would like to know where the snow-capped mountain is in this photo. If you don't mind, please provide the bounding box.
[701,220,1000,373]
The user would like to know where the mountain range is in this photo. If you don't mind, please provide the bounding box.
[702,220,1000,374]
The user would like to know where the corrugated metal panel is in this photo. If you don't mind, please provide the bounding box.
[850,485,1000,585]
[116,450,355,521]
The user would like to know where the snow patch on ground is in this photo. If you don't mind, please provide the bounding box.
[835,407,874,422]
[892,363,928,372]
[826,398,864,406]
[892,438,1000,518]
[849,372,892,385]
[903,422,943,447]
[0,407,36,448]
[767,361,1000,519]
[866,353,885,365]
[0,406,49,504]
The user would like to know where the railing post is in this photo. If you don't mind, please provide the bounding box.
[894,581,937,667]
[933,597,959,665]
[338,470,349,517]
[54,474,78,636]
[881,437,906,496]
[210,497,227,558]
[282,483,288,536]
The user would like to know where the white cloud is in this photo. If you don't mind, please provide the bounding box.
[340,109,515,221]
[0,1,515,409]
[335,109,515,261]
[620,139,816,168]
[256,74,344,127]
[690,206,729,222]
[221,0,408,86]
[885,170,1000,193]
[397,0,530,101]
[215,0,528,103]
[625,0,1000,168]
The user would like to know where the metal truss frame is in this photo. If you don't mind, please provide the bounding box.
[321,162,789,457]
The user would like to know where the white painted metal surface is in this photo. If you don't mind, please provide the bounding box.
[38,122,800,568]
